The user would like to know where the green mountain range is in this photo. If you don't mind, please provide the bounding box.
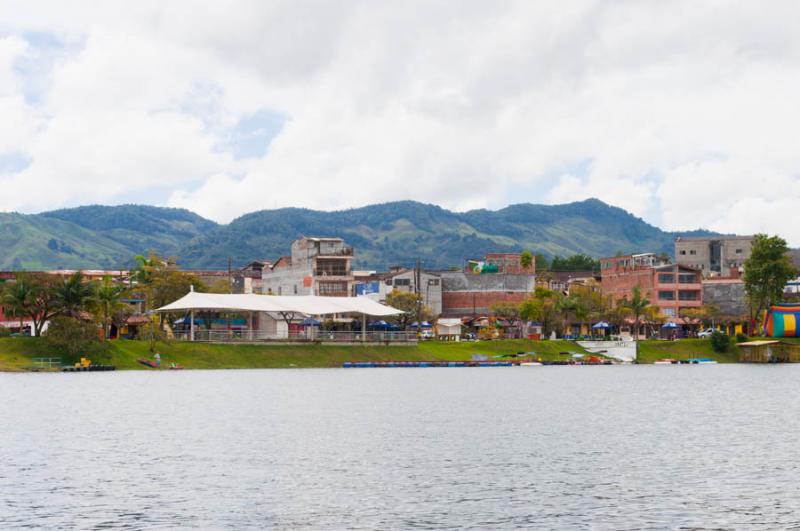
[0,199,716,270]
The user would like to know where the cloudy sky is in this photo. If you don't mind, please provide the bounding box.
[1,1,798,244]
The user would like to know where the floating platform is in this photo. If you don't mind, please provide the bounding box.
[343,360,613,368]
[61,365,116,372]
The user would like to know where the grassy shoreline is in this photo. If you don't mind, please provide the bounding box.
[0,336,769,371]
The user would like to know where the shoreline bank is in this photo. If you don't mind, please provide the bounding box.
[0,337,752,371]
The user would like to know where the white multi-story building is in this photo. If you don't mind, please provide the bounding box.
[262,237,354,297]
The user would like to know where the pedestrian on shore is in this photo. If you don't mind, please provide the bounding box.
[154,352,161,367]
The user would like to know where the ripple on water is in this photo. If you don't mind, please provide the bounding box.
[2,366,800,529]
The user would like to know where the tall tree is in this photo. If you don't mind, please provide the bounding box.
[490,301,522,338]
[386,289,424,329]
[92,275,128,339]
[744,234,797,329]
[55,272,95,318]
[520,287,564,338]
[26,273,63,336]
[1,273,34,332]
[619,285,651,340]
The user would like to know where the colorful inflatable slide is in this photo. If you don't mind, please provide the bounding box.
[764,303,800,337]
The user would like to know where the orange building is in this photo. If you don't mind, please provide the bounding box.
[600,253,702,319]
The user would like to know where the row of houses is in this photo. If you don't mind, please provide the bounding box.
[3,235,798,338]
[255,237,537,318]
[598,236,800,335]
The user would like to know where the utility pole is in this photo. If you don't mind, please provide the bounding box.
[228,257,232,293]
[227,257,232,337]
[415,258,422,326]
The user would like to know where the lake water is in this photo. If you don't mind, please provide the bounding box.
[2,366,800,529]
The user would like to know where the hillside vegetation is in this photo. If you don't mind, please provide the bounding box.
[1,199,718,270]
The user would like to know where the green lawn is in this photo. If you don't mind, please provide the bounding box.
[2,336,789,371]
[636,338,740,364]
[0,337,589,371]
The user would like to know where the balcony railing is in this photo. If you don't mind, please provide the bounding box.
[313,247,353,257]
[313,269,351,277]
[173,329,418,343]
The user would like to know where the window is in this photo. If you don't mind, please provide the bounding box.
[689,250,697,255]
[679,250,686,255]
[394,278,411,287]
[678,273,697,284]
[735,248,743,254]
[318,281,347,295]
[428,279,439,286]
[658,291,676,300]
[678,290,699,301]
[658,273,675,283]
[663,308,676,316]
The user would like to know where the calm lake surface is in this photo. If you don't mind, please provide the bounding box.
[2,366,800,530]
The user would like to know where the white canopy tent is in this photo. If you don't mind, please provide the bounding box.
[154,290,404,342]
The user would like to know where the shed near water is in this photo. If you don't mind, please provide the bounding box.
[738,340,800,363]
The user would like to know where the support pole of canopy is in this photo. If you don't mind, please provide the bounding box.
[248,312,253,341]
[190,309,195,342]
[362,313,366,343]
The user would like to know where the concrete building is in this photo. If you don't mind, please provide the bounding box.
[702,278,748,319]
[600,253,702,318]
[262,237,354,297]
[538,270,598,294]
[353,268,443,316]
[675,236,753,277]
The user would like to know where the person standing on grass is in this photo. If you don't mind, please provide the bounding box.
[154,352,161,367]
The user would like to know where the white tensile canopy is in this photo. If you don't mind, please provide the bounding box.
[154,291,403,317]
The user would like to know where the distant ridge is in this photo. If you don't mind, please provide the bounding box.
[0,199,719,270]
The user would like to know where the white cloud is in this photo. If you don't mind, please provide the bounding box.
[0,1,798,245]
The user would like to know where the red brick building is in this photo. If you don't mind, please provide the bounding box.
[439,270,536,317]
[600,253,703,318]
[483,253,535,275]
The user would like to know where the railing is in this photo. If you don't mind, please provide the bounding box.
[313,269,350,277]
[173,329,418,343]
[312,247,353,257]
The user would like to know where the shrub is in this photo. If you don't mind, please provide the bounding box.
[710,331,731,353]
[736,332,749,343]
[44,316,108,363]
[0,325,10,338]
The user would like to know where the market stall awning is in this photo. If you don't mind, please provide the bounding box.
[154,291,403,317]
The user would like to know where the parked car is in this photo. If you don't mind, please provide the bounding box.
[698,328,716,338]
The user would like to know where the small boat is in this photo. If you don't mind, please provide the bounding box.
[519,361,543,366]
[654,359,677,365]
[688,358,718,365]
[137,358,159,368]
[168,364,184,370]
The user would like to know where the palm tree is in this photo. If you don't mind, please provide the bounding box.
[56,272,94,318]
[92,275,128,339]
[620,285,651,361]
[2,274,34,332]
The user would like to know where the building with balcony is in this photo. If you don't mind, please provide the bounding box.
[262,237,354,297]
[600,253,702,318]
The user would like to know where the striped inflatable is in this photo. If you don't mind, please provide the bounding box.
[765,304,800,337]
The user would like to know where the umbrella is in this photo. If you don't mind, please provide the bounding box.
[592,321,611,329]
[661,322,679,329]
